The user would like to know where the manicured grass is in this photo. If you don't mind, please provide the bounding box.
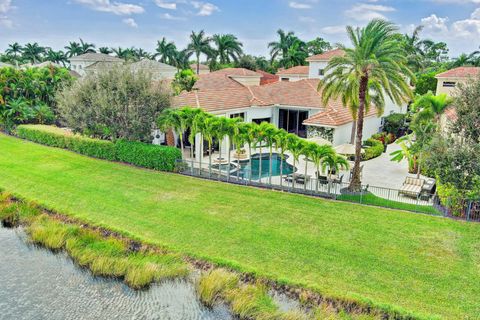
[0,133,479,319]
[336,192,441,215]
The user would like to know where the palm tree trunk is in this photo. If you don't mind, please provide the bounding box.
[349,76,368,192]
[304,157,308,191]
[279,153,284,188]
[190,137,194,175]
[350,119,357,144]
[208,141,212,178]
[269,147,273,185]
[180,134,184,161]
[227,136,231,182]
[196,52,200,75]
[259,147,262,183]
[248,144,252,184]
[292,158,296,190]
[315,164,319,192]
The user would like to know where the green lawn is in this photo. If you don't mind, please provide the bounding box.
[336,192,441,215]
[1,133,479,319]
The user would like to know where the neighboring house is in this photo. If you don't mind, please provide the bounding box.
[305,48,344,79]
[69,53,123,76]
[130,59,177,80]
[277,66,309,82]
[190,63,210,75]
[173,49,407,158]
[435,66,480,132]
[256,70,279,85]
[435,67,480,95]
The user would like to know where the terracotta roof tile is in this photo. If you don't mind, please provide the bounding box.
[256,70,279,85]
[303,102,378,127]
[212,68,262,77]
[435,67,480,78]
[276,65,309,75]
[306,49,345,62]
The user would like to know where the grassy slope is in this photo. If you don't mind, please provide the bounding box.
[1,133,479,319]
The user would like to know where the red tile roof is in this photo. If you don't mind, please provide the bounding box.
[190,63,209,70]
[306,49,345,62]
[435,67,480,79]
[211,68,262,77]
[193,72,245,91]
[276,65,309,75]
[303,102,378,127]
[256,70,279,85]
[444,106,458,122]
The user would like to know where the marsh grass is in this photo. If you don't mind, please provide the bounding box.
[197,269,239,306]
[226,283,278,320]
[0,194,190,289]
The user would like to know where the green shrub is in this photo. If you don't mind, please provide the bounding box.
[16,125,181,172]
[362,138,384,161]
[115,140,181,172]
[383,113,405,135]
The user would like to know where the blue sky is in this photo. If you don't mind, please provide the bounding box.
[0,0,479,57]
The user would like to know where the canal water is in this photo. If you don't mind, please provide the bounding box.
[0,226,233,320]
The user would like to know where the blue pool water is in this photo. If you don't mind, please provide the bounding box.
[237,153,295,180]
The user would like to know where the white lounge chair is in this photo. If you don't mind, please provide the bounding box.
[399,177,424,198]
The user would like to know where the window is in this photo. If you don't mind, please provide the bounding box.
[318,69,324,76]
[79,65,83,69]
[230,112,245,120]
[278,109,308,138]
[281,78,289,82]
[443,81,456,87]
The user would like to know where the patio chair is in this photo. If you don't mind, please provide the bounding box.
[399,177,424,198]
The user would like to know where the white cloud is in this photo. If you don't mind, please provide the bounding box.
[73,0,144,15]
[345,3,395,22]
[122,17,138,27]
[289,2,311,9]
[191,1,218,16]
[154,0,177,10]
[321,25,345,34]
[421,14,449,33]
[160,12,185,20]
[0,0,13,28]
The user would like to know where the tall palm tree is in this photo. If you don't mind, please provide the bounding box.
[173,49,191,70]
[98,47,112,55]
[319,19,413,191]
[279,39,307,68]
[301,142,316,191]
[134,48,151,60]
[212,34,243,64]
[203,116,217,177]
[157,108,184,159]
[79,38,96,54]
[181,107,203,172]
[22,43,45,63]
[191,110,208,174]
[321,152,349,180]
[242,122,257,184]
[6,42,22,58]
[311,145,338,192]
[65,41,82,57]
[155,37,177,65]
[274,129,289,188]
[186,30,212,75]
[268,29,297,62]
[225,117,242,181]
[254,122,271,183]
[213,117,230,179]
[261,123,277,185]
[286,134,305,190]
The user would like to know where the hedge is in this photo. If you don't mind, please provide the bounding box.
[115,140,181,172]
[15,125,181,172]
[363,138,384,161]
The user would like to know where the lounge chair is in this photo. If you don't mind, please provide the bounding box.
[399,177,424,198]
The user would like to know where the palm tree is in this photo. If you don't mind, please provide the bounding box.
[203,116,217,177]
[191,110,208,174]
[45,49,68,67]
[180,107,203,172]
[254,122,271,183]
[274,129,289,188]
[242,122,257,184]
[213,117,230,179]
[173,49,191,70]
[99,47,112,55]
[234,122,249,180]
[286,134,305,190]
[111,47,129,59]
[301,142,316,191]
[155,37,177,65]
[321,151,349,194]
[268,29,297,62]
[134,48,151,60]
[79,38,96,54]
[310,144,337,192]
[186,30,213,75]
[65,41,82,57]
[157,108,184,159]
[279,39,307,68]
[261,123,277,185]
[402,25,426,72]
[319,19,413,191]
[225,117,242,181]
[212,34,243,64]
[6,42,22,58]
[22,43,45,63]
[411,92,452,129]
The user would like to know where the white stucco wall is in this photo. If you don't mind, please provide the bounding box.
[308,61,329,79]
[70,60,90,76]
[332,116,383,146]
[278,75,308,82]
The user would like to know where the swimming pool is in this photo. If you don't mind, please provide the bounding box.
[236,153,295,180]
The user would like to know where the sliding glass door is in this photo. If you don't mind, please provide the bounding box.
[278,109,308,138]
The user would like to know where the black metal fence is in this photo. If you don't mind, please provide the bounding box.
[175,159,480,222]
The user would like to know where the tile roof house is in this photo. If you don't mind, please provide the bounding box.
[69,53,123,76]
[173,49,407,156]
[276,65,309,82]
